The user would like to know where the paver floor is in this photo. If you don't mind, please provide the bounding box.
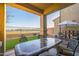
[4,49,15,56]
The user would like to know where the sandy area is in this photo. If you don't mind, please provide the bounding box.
[6,31,40,40]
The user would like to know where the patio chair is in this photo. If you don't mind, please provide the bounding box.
[57,32,65,40]
[76,36,79,41]
[0,41,2,48]
[0,41,2,52]
[57,39,79,56]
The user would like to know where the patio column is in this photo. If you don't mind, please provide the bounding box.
[40,14,47,48]
[0,4,4,55]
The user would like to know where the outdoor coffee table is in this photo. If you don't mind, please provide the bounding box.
[15,38,62,56]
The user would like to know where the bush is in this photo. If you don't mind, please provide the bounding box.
[19,34,28,43]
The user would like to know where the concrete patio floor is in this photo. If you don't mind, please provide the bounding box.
[4,48,57,56]
[4,39,79,56]
[4,49,15,56]
[4,48,79,56]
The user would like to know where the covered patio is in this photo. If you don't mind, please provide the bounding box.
[5,3,79,56]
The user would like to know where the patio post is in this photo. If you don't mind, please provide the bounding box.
[0,4,4,55]
[40,14,47,48]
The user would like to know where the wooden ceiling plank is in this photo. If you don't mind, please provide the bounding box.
[44,3,74,15]
[44,4,61,15]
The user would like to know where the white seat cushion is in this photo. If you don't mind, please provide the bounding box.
[0,41,2,48]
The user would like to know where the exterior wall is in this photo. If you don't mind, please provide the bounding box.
[47,28,54,37]
[40,28,54,37]
[53,4,79,35]
[53,17,60,36]
[61,4,79,22]
[0,4,4,41]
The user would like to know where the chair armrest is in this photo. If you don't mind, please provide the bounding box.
[58,44,72,51]
[62,49,73,56]
[57,45,74,56]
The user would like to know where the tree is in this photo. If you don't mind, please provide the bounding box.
[7,15,14,23]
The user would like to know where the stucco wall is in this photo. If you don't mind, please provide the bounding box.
[61,4,79,22]
[47,28,54,37]
[53,17,60,36]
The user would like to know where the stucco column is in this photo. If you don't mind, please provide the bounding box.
[40,14,47,48]
[0,4,4,55]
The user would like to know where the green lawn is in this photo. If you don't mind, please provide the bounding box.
[6,36,39,51]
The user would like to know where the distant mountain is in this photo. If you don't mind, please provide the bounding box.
[7,26,39,29]
[6,26,40,31]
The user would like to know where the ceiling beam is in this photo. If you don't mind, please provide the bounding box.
[7,3,44,16]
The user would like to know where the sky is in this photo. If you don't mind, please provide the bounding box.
[47,11,60,27]
[7,6,60,28]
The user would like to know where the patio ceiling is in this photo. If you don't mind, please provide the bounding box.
[29,3,53,10]
[7,3,74,15]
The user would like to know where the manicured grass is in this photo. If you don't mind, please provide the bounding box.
[6,39,20,51]
[6,36,39,51]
